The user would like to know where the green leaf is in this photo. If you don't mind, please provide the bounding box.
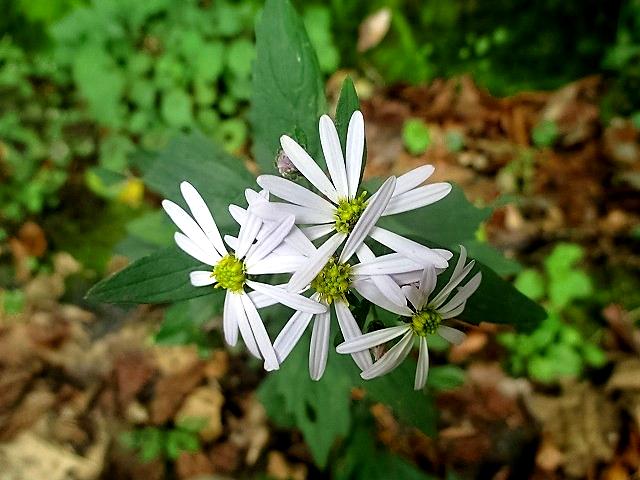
[161,88,193,128]
[426,365,466,391]
[402,119,431,155]
[258,332,352,469]
[86,246,213,304]
[226,39,255,78]
[166,430,200,460]
[139,427,164,462]
[514,268,546,301]
[251,0,326,172]
[532,119,559,148]
[334,77,360,154]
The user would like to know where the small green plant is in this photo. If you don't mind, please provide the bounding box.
[119,417,205,462]
[499,243,606,383]
[531,119,560,148]
[402,118,431,155]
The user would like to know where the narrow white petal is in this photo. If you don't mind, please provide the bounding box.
[287,232,346,292]
[360,330,414,379]
[247,284,287,309]
[418,264,437,304]
[223,291,239,346]
[352,253,423,276]
[284,225,318,256]
[383,183,452,216]
[319,115,349,198]
[402,285,424,311]
[257,175,336,211]
[372,275,407,309]
[273,309,315,363]
[394,165,435,196]
[174,232,220,266]
[245,188,269,205]
[346,111,365,198]
[309,309,330,380]
[437,325,466,345]
[336,324,410,354]
[302,224,335,241]
[240,293,279,371]
[247,255,307,275]
[230,293,261,359]
[434,249,454,261]
[280,135,339,203]
[430,260,476,308]
[451,245,469,281]
[438,272,482,313]
[190,270,215,287]
[252,201,335,224]
[391,270,423,285]
[163,199,215,254]
[246,280,326,314]
[441,301,467,319]
[414,337,429,390]
[339,176,396,262]
[180,182,227,256]
[246,215,295,265]
[235,209,262,259]
[228,204,247,225]
[369,227,449,268]
[223,235,238,251]
[334,301,373,371]
[352,279,413,317]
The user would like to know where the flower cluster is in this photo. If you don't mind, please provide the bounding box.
[163,111,481,389]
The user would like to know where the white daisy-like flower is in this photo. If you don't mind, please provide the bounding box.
[250,235,444,380]
[162,182,327,371]
[254,111,452,265]
[336,246,482,390]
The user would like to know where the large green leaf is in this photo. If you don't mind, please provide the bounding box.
[86,246,214,304]
[251,0,326,172]
[334,77,360,151]
[141,132,254,230]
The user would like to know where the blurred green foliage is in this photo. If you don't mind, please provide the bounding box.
[402,118,431,155]
[500,244,606,383]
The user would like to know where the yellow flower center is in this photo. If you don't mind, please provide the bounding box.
[311,257,351,304]
[213,254,246,293]
[411,308,442,337]
[334,192,367,234]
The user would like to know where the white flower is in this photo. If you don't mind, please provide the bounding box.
[253,237,438,380]
[336,246,482,390]
[162,181,327,371]
[254,111,452,265]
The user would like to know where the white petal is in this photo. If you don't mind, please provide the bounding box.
[246,280,326,314]
[246,215,295,265]
[352,253,423,276]
[287,232,346,292]
[223,292,240,347]
[240,293,279,371]
[383,183,452,216]
[352,279,413,317]
[319,114,349,198]
[174,232,220,266]
[257,175,336,211]
[334,301,373,371]
[418,264,437,304]
[394,165,435,196]
[163,199,215,254]
[430,260,476,308]
[309,308,330,380]
[229,292,260,359]
[273,309,315,363]
[361,330,414,380]
[339,176,396,262]
[438,272,482,313]
[336,324,410,354]
[369,227,449,268]
[228,204,247,225]
[441,301,467,320]
[434,248,454,261]
[235,209,262,259]
[414,337,429,390]
[402,285,423,311]
[190,270,215,287]
[302,224,335,241]
[252,201,335,224]
[280,135,339,203]
[437,325,466,345]
[180,182,227,256]
[247,284,287,309]
[346,111,365,198]
[391,270,423,285]
[284,225,318,256]
[223,235,238,251]
[247,255,307,275]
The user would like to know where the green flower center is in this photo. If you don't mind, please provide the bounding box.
[213,254,246,293]
[311,257,351,304]
[334,192,368,234]
[410,308,442,337]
